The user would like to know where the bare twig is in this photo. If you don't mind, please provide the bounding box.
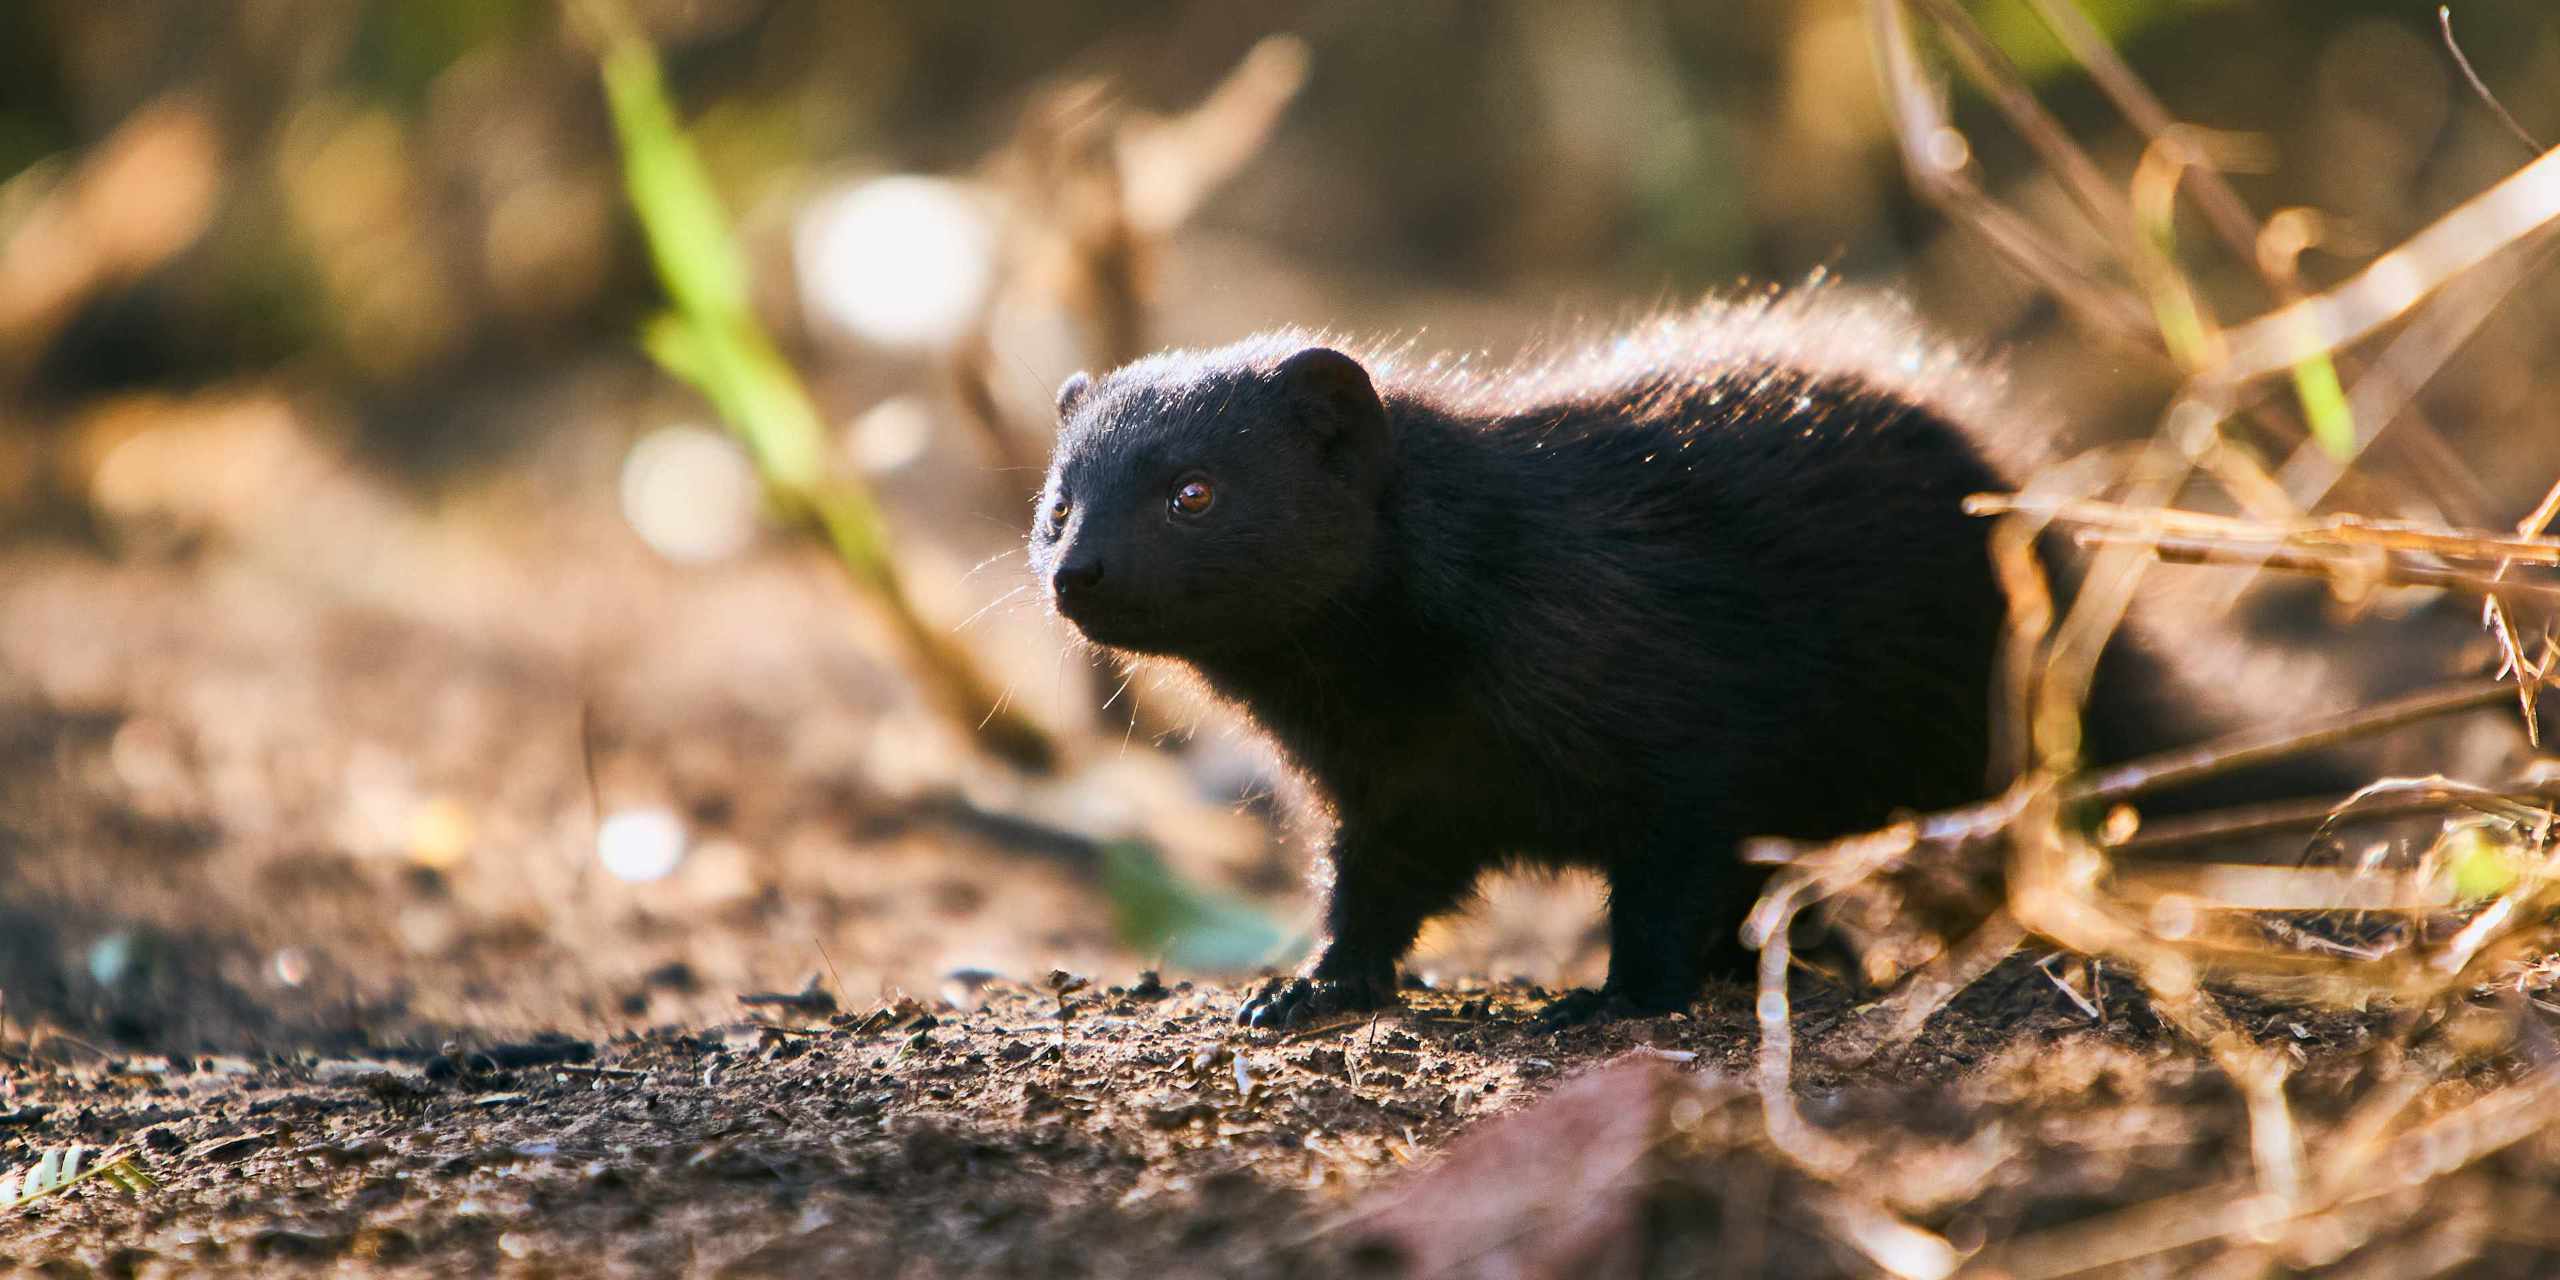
[2073,674,2552,806]
[1880,911,2033,1039]
[1977,493,2560,579]
[2517,476,2560,545]
[2020,0,2262,266]
[2439,5,2547,156]
[1904,0,2137,258]
[2021,0,2500,528]
[1864,0,2161,345]
[2107,782,2557,856]
[2204,144,2560,391]
[2081,532,2560,605]
[2275,231,2560,518]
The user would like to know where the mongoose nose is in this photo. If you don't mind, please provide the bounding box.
[1051,557,1105,600]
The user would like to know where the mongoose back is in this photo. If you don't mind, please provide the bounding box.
[1031,290,2253,1028]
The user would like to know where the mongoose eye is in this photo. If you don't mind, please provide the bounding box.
[1047,498,1070,529]
[1170,478,1215,517]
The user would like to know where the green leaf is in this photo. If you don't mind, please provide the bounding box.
[1,1149,154,1212]
[599,42,751,324]
[1101,841,1297,973]
[2443,823,2526,903]
[587,1,1053,767]
[1973,0,2235,82]
[2289,349,2356,462]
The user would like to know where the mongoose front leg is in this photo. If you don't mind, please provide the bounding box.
[1239,827,1473,1030]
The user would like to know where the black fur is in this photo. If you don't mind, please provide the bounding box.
[1030,290,2267,1029]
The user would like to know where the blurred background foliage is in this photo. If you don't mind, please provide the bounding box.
[3,1,2555,433]
[3,0,2559,1024]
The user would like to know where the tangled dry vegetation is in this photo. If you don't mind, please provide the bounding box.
[1694,3,2560,1275]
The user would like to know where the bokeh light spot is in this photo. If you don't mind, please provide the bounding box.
[793,176,995,351]
[598,807,688,883]
[620,424,763,564]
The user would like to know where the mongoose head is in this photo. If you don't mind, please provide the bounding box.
[1031,336,1395,658]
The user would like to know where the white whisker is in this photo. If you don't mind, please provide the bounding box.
[1100,671,1136,713]
[961,545,1028,581]
[1050,634,1071,727]
[957,584,1031,632]
[978,676,1019,731]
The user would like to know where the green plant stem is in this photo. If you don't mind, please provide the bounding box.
[591,11,1054,771]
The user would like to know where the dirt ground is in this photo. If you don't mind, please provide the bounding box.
[3,387,2559,1278]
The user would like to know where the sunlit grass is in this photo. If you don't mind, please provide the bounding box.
[577,3,1296,969]
[0,1146,155,1213]
[581,5,1053,770]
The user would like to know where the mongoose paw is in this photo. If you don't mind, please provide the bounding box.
[1236,972,1392,1030]
[1529,987,1684,1032]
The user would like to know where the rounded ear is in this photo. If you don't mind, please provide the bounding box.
[1055,371,1095,420]
[1273,348,1378,427]
[1274,347,1393,482]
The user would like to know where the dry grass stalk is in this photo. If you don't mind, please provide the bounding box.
[2093,533,2560,604]
[941,39,1305,747]
[2203,142,2560,391]
[1968,495,2560,568]
[2027,0,2504,527]
[2108,779,2560,857]
[1864,0,2158,346]
[1886,0,2507,529]
[957,36,1309,503]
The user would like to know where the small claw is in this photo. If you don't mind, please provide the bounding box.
[1529,987,1675,1032]
[1236,977,1294,1029]
[1237,975,1382,1031]
[1528,989,1612,1032]
[1239,977,1310,1030]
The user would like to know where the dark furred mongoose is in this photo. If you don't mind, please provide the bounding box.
[1030,290,2264,1029]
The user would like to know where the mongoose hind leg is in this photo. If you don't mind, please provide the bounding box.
[1534,829,1752,1030]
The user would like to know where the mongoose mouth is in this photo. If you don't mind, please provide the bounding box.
[1051,588,1185,656]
